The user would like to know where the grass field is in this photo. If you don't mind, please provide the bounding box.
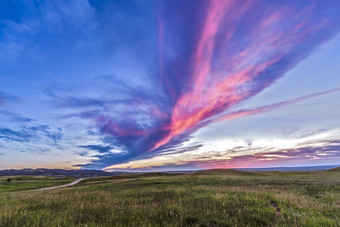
[0,169,340,226]
[0,176,74,193]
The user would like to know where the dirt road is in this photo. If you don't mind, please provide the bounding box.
[37,178,85,191]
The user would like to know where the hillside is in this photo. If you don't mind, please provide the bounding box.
[327,167,340,172]
[192,168,256,175]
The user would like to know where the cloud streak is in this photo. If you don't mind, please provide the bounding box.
[45,1,340,169]
[215,88,340,122]
[153,1,340,151]
[0,125,62,144]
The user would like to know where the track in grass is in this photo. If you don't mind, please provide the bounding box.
[37,178,85,191]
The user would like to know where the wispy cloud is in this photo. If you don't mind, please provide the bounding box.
[0,125,62,144]
[0,110,34,122]
[215,88,340,122]
[0,128,34,142]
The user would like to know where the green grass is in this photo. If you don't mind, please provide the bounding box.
[1,170,340,226]
[0,176,74,193]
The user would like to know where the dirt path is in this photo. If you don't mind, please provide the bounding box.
[37,178,85,191]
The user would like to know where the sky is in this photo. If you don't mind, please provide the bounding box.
[1,0,340,171]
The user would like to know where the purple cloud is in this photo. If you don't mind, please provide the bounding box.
[47,1,340,169]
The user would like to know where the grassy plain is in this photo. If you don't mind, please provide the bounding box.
[0,169,340,226]
[0,176,74,193]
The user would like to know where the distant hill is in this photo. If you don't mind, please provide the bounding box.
[238,165,340,171]
[0,168,127,177]
[1,165,339,178]
[137,172,181,177]
[327,167,340,172]
[192,169,255,175]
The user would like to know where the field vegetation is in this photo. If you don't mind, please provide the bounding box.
[0,169,340,226]
[0,176,74,193]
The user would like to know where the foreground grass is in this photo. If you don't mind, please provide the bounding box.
[0,176,74,193]
[0,170,340,226]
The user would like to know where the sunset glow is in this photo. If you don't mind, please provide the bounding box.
[1,0,340,170]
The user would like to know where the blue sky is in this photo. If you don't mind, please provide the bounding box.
[0,0,340,170]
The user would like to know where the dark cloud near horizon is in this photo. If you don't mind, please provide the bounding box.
[78,144,113,154]
[19,147,49,155]
[77,151,89,157]
[77,144,129,167]
[159,144,204,156]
